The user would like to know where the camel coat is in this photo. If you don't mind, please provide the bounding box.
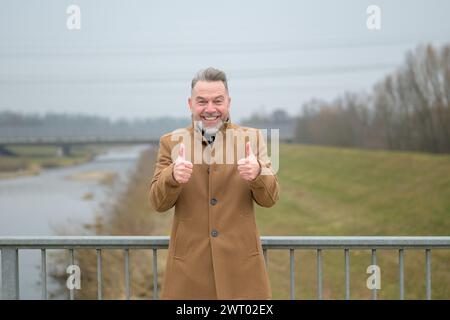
[148,118,279,299]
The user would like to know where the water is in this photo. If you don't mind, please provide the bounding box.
[0,145,150,299]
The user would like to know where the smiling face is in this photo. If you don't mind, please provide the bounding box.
[188,80,231,135]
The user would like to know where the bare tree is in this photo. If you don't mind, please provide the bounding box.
[294,43,450,154]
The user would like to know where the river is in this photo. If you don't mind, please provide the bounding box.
[0,145,150,299]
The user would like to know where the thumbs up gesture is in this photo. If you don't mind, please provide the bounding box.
[173,143,193,184]
[237,142,261,182]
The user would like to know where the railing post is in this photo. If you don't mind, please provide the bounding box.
[1,248,20,300]
[97,249,103,300]
[371,249,377,300]
[41,249,47,300]
[289,249,295,300]
[399,249,404,300]
[426,249,431,300]
[344,249,350,300]
[69,249,75,300]
[153,249,158,300]
[263,248,268,270]
[124,249,130,300]
[317,249,323,300]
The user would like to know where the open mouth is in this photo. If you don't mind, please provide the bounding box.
[201,115,220,122]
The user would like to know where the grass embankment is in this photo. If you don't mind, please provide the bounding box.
[260,144,450,299]
[0,146,97,179]
[51,144,450,299]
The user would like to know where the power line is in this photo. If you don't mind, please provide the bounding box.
[0,63,396,85]
[0,38,443,58]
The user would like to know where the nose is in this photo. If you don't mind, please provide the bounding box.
[204,102,216,113]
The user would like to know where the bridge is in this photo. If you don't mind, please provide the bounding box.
[0,136,160,156]
[1,236,450,300]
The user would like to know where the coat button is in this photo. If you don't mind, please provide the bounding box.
[210,198,217,206]
[211,230,219,237]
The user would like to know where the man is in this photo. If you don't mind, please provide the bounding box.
[149,67,279,299]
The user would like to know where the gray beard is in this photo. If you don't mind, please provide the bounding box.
[195,118,224,137]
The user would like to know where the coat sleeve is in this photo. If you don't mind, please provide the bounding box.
[248,129,280,208]
[148,136,183,212]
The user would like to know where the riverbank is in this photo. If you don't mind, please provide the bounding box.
[0,145,151,299]
[49,147,171,299]
[0,145,102,180]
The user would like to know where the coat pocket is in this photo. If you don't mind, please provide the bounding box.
[173,221,190,260]
[239,214,260,256]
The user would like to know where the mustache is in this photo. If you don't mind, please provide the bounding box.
[200,112,222,117]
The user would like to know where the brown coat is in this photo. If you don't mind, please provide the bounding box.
[148,119,279,299]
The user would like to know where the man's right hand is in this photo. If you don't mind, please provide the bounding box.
[173,143,193,184]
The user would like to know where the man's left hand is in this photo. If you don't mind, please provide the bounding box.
[238,142,261,182]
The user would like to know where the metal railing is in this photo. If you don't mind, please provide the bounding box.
[1,236,450,300]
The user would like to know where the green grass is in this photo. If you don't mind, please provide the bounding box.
[255,144,450,299]
[0,145,96,176]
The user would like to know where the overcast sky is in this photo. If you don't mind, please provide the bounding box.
[1,0,450,121]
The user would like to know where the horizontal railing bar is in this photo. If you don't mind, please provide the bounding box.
[260,236,450,249]
[0,245,168,250]
[0,236,450,249]
[0,236,170,249]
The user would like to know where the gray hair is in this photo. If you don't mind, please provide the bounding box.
[191,67,229,93]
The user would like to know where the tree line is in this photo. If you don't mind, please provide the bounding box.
[0,112,189,140]
[242,44,449,154]
[294,44,450,154]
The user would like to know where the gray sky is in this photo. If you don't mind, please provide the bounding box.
[1,0,449,121]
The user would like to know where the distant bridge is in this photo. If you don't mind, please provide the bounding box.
[0,137,159,156]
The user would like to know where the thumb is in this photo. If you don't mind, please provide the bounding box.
[246,141,254,158]
[178,143,185,160]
